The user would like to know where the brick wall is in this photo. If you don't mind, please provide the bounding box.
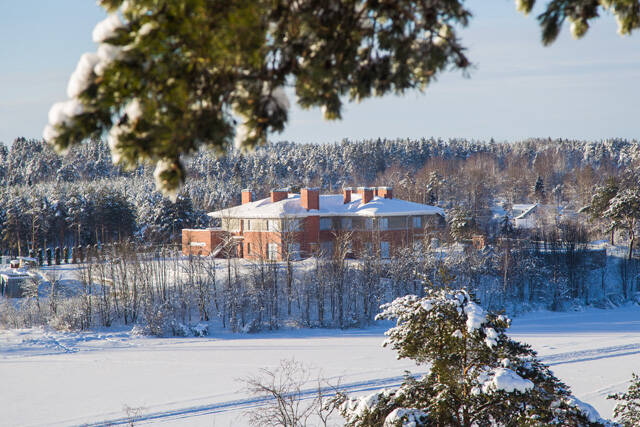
[302,216,320,257]
[182,229,224,256]
[242,231,282,260]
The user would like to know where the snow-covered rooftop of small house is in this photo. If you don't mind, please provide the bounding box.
[0,268,31,278]
[512,203,538,219]
[208,193,445,219]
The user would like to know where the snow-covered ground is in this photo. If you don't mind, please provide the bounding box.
[1,305,638,426]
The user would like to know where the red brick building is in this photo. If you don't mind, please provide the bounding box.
[182,187,445,260]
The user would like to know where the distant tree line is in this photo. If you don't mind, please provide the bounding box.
[1,135,639,255]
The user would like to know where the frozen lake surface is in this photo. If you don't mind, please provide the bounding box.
[1,305,639,426]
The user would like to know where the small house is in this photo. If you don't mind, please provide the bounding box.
[0,269,31,298]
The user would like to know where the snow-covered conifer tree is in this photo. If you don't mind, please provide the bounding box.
[609,372,640,427]
[338,286,607,426]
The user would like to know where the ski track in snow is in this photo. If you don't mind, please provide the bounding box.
[52,374,420,427]
[50,340,640,426]
[42,342,640,426]
[540,342,640,366]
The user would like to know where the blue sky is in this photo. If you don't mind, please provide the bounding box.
[0,1,638,146]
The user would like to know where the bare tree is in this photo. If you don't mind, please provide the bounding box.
[331,231,352,328]
[241,359,341,427]
[280,216,301,317]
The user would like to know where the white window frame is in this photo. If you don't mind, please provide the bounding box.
[268,243,279,261]
[413,216,422,229]
[379,217,389,231]
[319,217,332,231]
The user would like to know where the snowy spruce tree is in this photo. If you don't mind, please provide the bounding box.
[533,176,546,203]
[338,286,608,426]
[609,372,640,427]
[448,207,474,242]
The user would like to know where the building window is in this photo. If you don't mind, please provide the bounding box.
[413,216,422,229]
[320,217,332,230]
[381,241,390,259]
[267,219,280,232]
[246,243,251,255]
[341,217,352,230]
[365,218,373,230]
[246,219,253,231]
[379,217,389,230]
[268,243,279,260]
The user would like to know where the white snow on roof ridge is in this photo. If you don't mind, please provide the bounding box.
[208,193,445,218]
[514,203,538,219]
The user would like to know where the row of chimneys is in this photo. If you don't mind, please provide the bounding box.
[342,186,392,205]
[241,186,393,210]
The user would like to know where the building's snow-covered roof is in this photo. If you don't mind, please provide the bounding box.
[0,268,30,278]
[512,204,538,219]
[209,193,445,219]
[514,204,579,221]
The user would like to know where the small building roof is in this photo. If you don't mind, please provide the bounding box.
[208,193,444,219]
[513,204,538,219]
[0,268,31,278]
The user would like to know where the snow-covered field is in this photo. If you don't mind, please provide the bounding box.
[1,305,639,426]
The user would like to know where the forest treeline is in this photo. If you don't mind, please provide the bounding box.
[0,136,638,254]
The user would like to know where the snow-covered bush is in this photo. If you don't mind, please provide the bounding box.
[191,323,209,337]
[338,287,608,426]
[0,299,21,329]
[170,321,190,337]
[48,297,86,331]
[141,301,173,336]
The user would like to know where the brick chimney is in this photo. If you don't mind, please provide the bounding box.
[358,186,374,205]
[271,189,288,203]
[301,187,320,210]
[377,186,393,199]
[343,187,352,204]
[242,189,253,204]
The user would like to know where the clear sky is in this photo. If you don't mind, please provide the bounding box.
[0,1,638,146]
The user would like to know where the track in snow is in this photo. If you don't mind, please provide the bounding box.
[65,343,640,426]
[540,343,640,366]
[69,373,425,426]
